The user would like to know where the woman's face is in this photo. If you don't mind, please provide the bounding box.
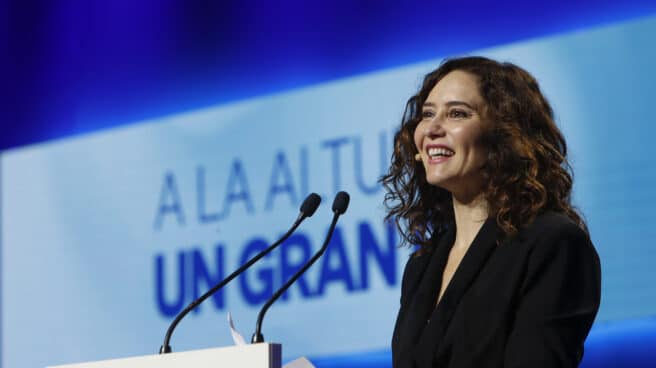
[414,70,488,201]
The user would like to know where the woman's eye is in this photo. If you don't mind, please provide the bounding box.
[421,110,435,119]
[448,109,469,119]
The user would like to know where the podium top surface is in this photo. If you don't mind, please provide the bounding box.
[47,343,281,368]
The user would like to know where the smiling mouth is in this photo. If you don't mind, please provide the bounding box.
[427,147,455,159]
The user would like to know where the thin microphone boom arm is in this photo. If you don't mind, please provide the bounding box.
[252,191,349,343]
[159,193,321,354]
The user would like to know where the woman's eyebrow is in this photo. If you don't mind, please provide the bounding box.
[445,100,475,109]
[422,100,476,109]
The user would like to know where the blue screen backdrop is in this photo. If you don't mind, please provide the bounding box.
[4,2,656,368]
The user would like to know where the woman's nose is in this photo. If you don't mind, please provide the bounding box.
[424,118,446,138]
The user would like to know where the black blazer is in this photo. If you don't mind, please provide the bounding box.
[392,212,601,368]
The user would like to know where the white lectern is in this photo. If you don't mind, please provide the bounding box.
[47,343,281,368]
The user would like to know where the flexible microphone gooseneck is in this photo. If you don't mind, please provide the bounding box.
[159,193,322,354]
[251,191,350,344]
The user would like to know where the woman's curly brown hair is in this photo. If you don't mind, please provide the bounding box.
[381,56,587,251]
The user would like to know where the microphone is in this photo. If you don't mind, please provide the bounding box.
[159,193,322,354]
[251,191,350,343]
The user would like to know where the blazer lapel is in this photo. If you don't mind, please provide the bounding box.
[414,217,501,367]
[394,227,455,368]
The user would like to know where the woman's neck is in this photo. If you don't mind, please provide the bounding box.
[452,193,489,251]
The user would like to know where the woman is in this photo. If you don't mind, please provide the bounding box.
[383,56,601,367]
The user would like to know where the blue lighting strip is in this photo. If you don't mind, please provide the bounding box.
[5,1,656,151]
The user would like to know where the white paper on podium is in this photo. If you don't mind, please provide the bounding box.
[284,357,316,368]
[227,312,247,346]
[227,313,315,367]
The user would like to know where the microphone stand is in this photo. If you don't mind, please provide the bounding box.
[159,194,321,353]
[251,191,349,343]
